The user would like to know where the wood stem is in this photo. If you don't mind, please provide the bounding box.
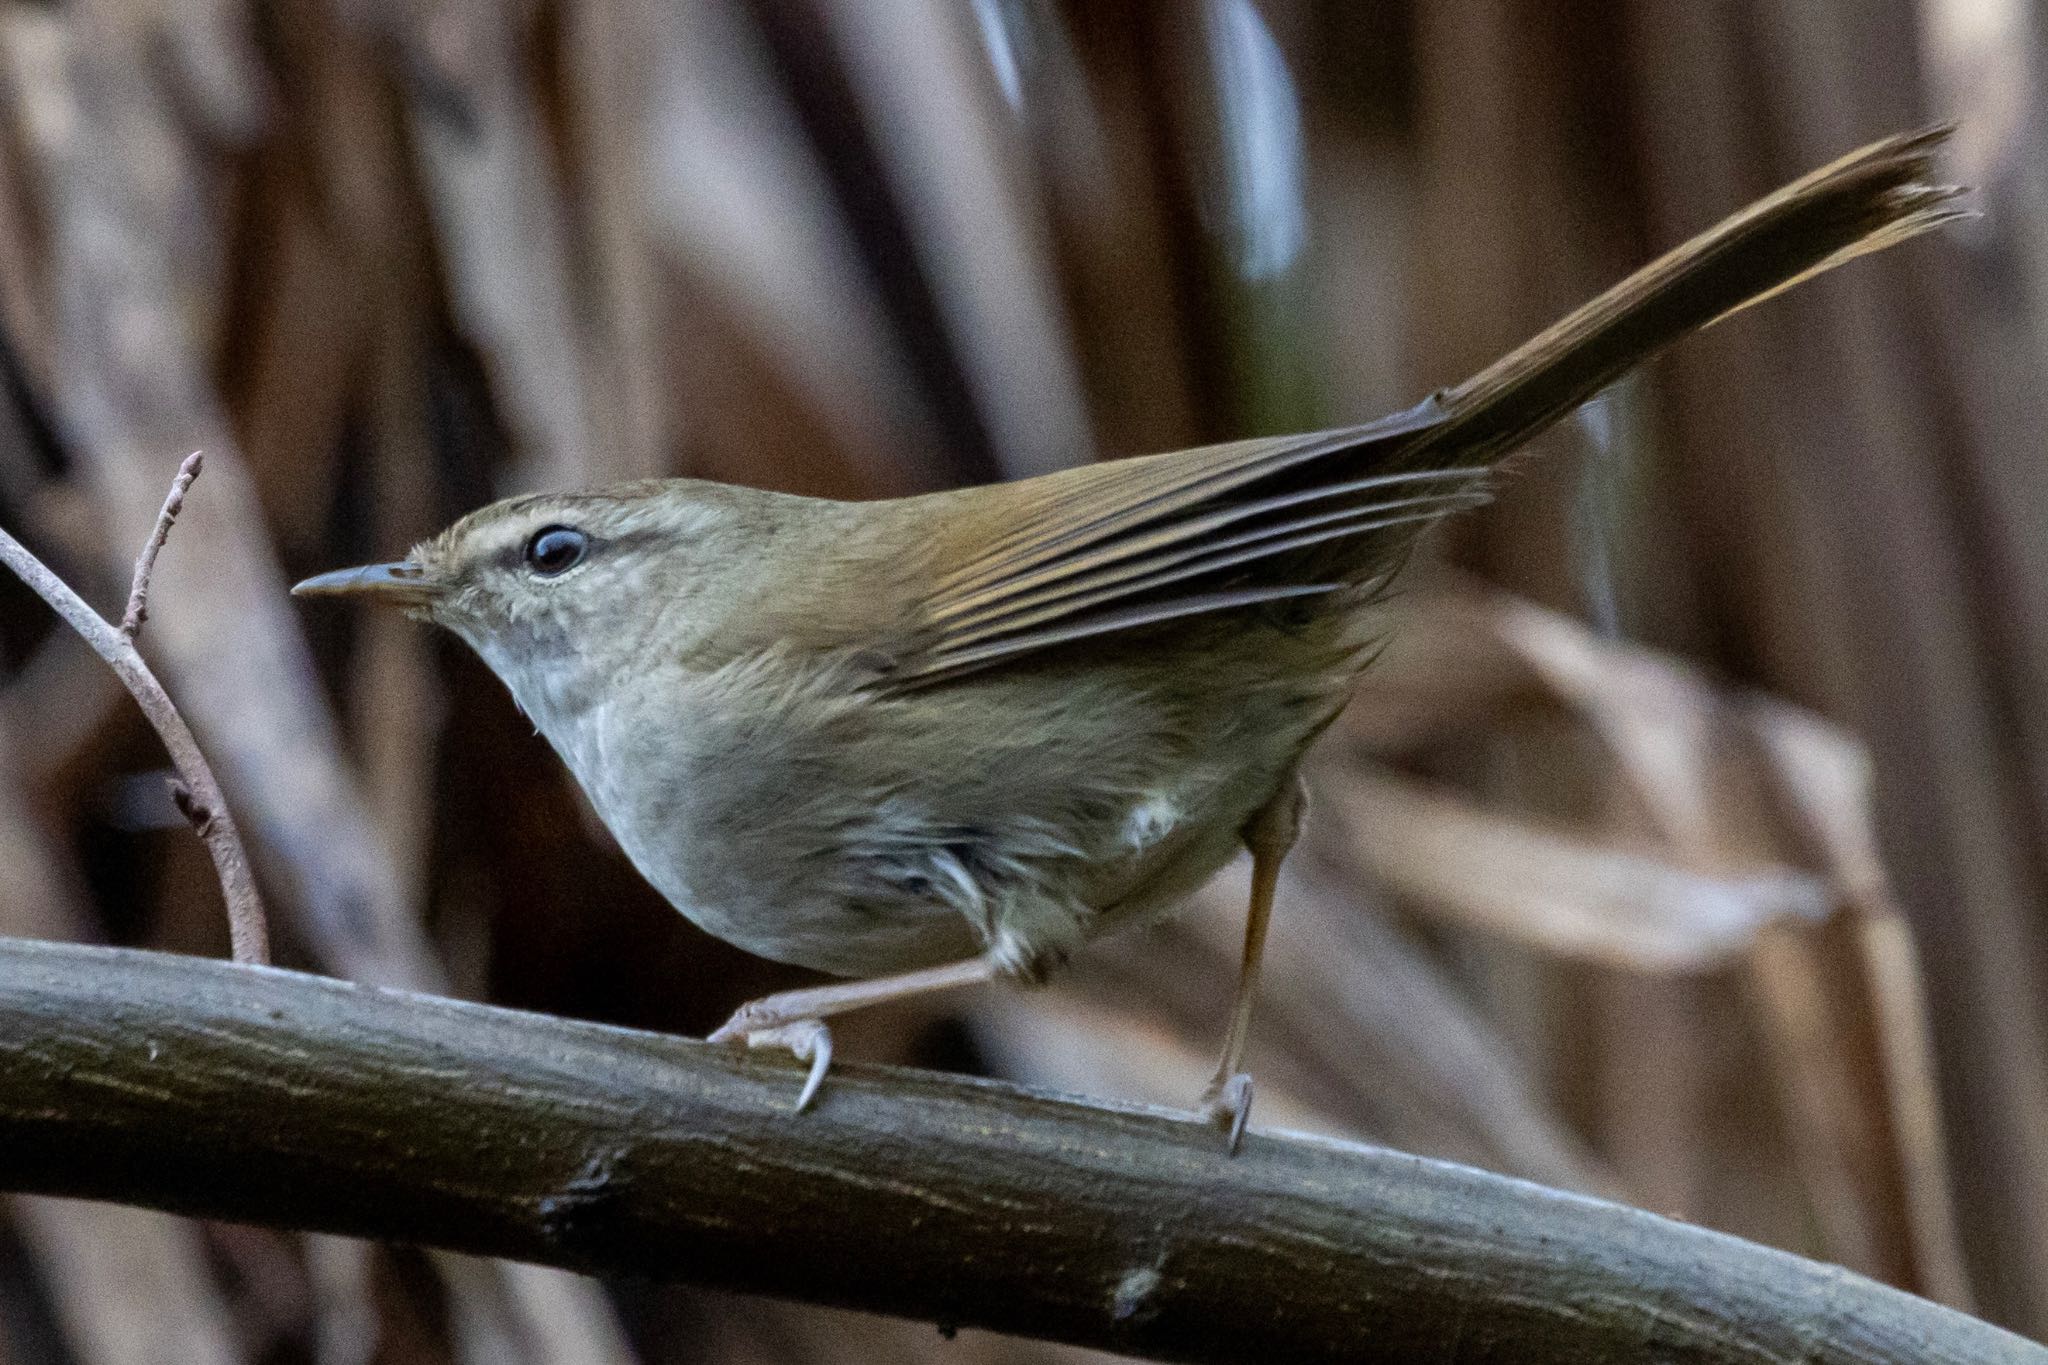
[0,499,269,963]
[0,939,2033,1365]
[120,449,202,639]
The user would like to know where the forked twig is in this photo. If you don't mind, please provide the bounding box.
[0,456,269,963]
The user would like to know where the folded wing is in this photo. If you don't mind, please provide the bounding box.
[879,126,1963,691]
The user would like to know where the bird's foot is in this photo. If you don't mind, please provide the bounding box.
[709,1010,834,1112]
[1197,1072,1254,1155]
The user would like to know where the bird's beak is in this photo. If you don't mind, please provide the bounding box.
[291,561,444,606]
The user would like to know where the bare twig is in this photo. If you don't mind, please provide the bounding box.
[0,512,269,964]
[0,938,2036,1365]
[120,449,202,639]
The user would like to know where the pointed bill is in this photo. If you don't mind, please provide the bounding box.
[290,561,444,606]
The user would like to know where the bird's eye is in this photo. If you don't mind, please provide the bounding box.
[523,526,588,577]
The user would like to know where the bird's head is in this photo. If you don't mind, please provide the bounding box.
[294,480,771,707]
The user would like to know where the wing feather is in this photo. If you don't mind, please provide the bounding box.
[931,406,1443,604]
[874,127,1962,692]
[928,490,1488,658]
[892,583,1345,689]
[927,466,1483,627]
[877,404,1465,690]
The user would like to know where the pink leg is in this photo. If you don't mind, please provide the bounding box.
[1200,773,1307,1153]
[709,957,997,1110]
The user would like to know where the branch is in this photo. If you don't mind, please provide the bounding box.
[0,940,2033,1365]
[0,473,269,964]
[120,449,202,639]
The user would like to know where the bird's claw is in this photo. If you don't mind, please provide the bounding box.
[1198,1072,1254,1155]
[709,1014,834,1112]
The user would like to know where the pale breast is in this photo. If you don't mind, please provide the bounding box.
[546,640,1334,979]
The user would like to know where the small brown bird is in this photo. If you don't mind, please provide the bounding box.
[297,129,1962,1145]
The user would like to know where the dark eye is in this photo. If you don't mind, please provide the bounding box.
[524,526,588,577]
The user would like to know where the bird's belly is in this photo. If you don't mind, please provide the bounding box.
[556,654,1332,980]
[677,880,981,977]
[592,755,1252,979]
[574,752,986,976]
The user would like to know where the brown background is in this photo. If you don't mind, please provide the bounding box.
[0,1,2037,1361]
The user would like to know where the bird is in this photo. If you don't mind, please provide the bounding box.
[296,127,1963,1148]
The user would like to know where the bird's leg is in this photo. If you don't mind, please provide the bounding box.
[708,956,997,1111]
[1199,772,1307,1153]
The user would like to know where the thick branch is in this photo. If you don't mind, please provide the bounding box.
[0,940,2032,1365]
[0,526,268,964]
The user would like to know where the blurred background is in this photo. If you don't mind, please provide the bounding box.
[0,0,2038,1360]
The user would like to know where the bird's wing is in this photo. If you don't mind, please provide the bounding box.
[873,125,1963,692]
[877,403,1486,690]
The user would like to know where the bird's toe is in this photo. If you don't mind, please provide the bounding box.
[708,1015,835,1112]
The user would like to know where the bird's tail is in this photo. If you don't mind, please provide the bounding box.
[1406,125,1967,471]
[879,128,1967,690]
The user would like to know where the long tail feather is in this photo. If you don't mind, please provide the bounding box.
[1409,124,1966,469]
[884,126,1966,690]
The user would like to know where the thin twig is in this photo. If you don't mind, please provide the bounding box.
[120,449,201,639]
[0,510,269,964]
[0,938,2036,1365]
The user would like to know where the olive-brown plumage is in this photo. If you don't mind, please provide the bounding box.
[296,128,1964,1136]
